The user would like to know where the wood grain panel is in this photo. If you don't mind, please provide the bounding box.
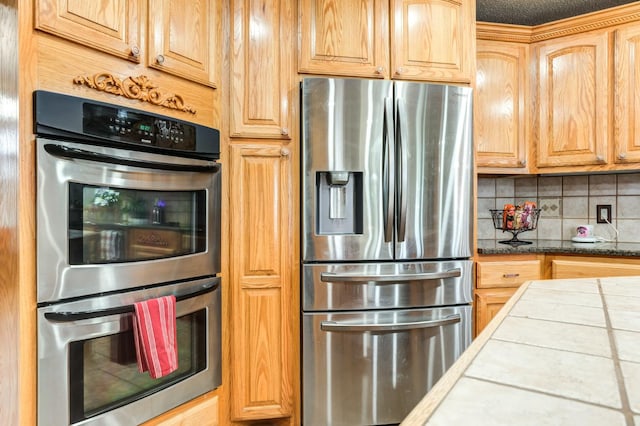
[536,32,610,168]
[552,259,640,279]
[474,288,516,336]
[142,392,219,425]
[391,0,472,82]
[148,0,219,87]
[35,0,142,61]
[36,34,217,126]
[229,143,294,421]
[476,260,542,288]
[298,0,389,78]
[476,40,529,169]
[614,25,640,165]
[230,0,294,138]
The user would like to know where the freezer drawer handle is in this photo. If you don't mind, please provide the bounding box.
[320,268,461,283]
[320,313,461,332]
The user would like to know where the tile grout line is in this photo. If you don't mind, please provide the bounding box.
[598,278,635,426]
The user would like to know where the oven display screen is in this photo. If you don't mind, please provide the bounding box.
[68,310,207,423]
[68,184,207,265]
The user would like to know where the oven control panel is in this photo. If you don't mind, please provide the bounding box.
[83,103,197,151]
[33,90,220,159]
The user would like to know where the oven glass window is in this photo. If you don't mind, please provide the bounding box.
[68,184,206,264]
[68,310,207,423]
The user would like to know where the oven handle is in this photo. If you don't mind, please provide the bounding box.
[44,143,220,173]
[320,313,461,332]
[320,268,461,283]
[43,281,220,322]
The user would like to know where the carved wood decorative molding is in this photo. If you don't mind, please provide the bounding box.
[73,73,197,114]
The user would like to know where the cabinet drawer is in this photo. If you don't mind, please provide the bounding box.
[552,259,640,279]
[477,260,542,288]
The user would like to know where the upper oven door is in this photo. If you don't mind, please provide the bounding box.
[36,138,221,303]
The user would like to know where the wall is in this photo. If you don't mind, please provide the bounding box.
[477,173,640,242]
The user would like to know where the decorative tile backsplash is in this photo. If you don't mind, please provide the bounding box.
[477,173,640,243]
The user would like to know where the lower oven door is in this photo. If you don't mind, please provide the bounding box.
[302,305,472,426]
[37,277,221,426]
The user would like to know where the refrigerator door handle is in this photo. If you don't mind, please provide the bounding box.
[383,96,395,243]
[320,313,461,332]
[395,97,408,242]
[320,268,462,283]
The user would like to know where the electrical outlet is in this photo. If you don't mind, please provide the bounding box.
[597,204,612,224]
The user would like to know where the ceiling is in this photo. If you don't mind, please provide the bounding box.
[476,0,640,26]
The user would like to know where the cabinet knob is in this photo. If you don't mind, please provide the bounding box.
[396,67,404,75]
[130,45,140,58]
[375,66,384,74]
[596,155,605,163]
[281,127,289,136]
[619,152,627,160]
[519,159,527,167]
[280,148,290,157]
[156,54,165,65]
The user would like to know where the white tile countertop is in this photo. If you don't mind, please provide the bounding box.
[401,276,640,426]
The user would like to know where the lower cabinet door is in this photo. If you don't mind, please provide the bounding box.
[474,288,517,336]
[229,143,296,421]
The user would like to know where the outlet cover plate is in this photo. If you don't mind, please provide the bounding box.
[597,204,612,223]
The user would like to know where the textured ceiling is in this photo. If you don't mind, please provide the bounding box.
[476,0,640,26]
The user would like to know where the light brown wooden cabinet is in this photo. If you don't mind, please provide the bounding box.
[228,143,296,422]
[142,393,219,426]
[614,24,640,165]
[547,255,640,279]
[475,40,530,172]
[230,0,294,139]
[535,31,610,170]
[475,256,543,335]
[36,0,219,87]
[299,0,473,83]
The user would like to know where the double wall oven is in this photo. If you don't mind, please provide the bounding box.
[34,91,222,425]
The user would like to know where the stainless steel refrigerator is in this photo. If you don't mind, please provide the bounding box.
[301,77,474,426]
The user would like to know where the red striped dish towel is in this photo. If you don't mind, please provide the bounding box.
[132,295,178,379]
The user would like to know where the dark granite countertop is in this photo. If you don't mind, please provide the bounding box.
[477,239,640,257]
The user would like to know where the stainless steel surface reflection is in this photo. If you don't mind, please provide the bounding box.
[301,77,474,425]
[303,305,472,426]
[302,260,473,312]
[37,277,221,425]
[36,138,221,303]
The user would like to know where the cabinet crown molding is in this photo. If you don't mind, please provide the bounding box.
[478,2,640,43]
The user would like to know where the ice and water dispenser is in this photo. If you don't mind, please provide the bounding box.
[316,171,363,235]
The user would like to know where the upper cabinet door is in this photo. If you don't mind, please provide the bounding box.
[230,0,294,139]
[36,0,143,62]
[148,0,219,87]
[614,25,640,165]
[391,0,473,83]
[298,0,390,78]
[476,40,529,171]
[536,32,610,168]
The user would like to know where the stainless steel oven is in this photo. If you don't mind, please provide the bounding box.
[35,91,221,303]
[34,90,222,425]
[38,277,221,425]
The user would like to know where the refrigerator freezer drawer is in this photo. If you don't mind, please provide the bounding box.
[302,260,473,311]
[302,305,472,426]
